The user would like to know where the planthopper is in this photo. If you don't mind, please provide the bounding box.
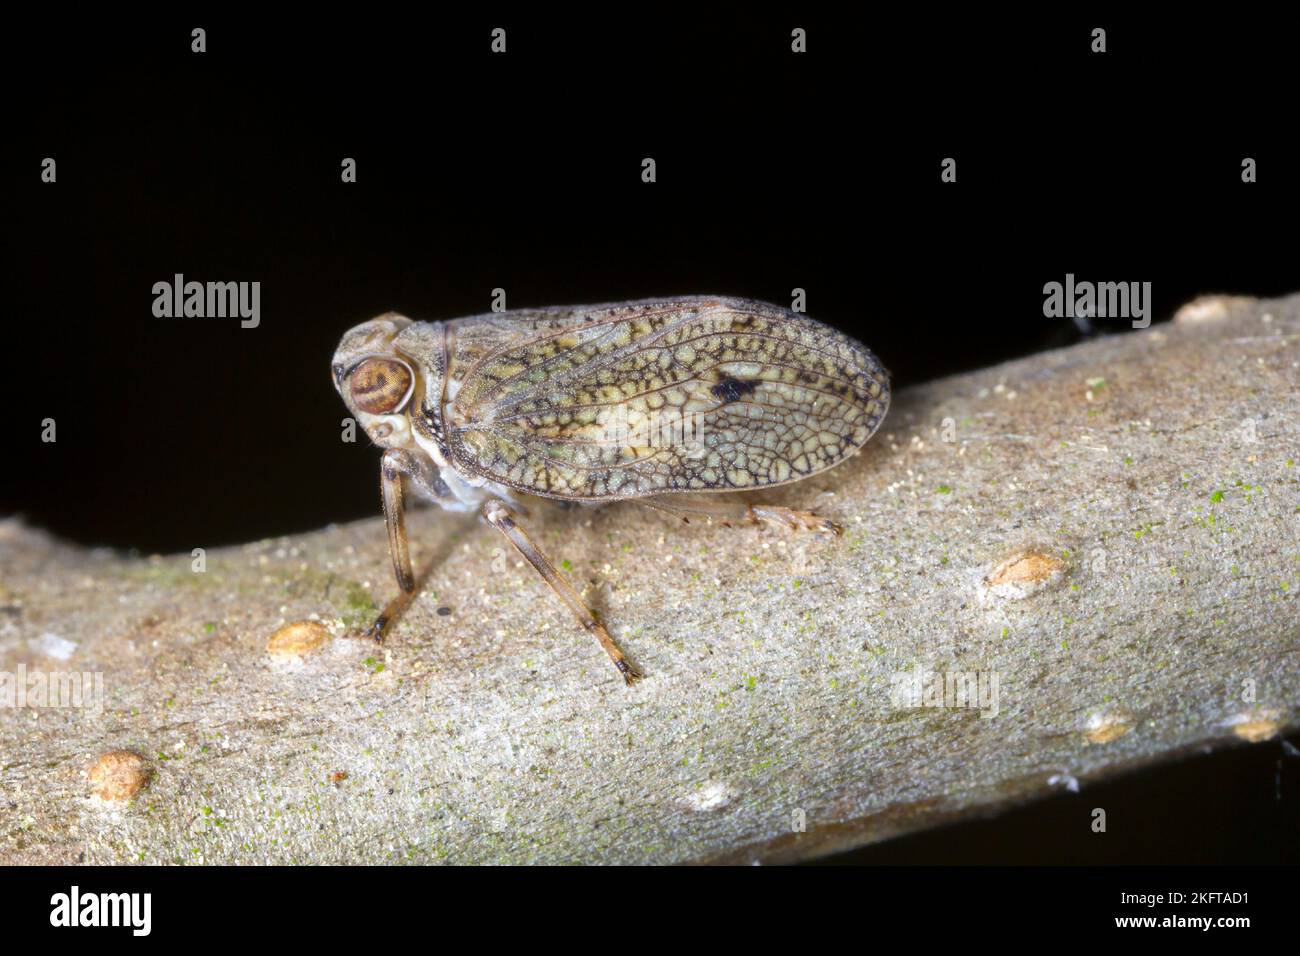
[331,296,890,685]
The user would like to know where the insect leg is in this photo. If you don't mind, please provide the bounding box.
[747,504,843,536]
[366,449,456,643]
[481,497,642,686]
[379,450,416,595]
[638,495,842,535]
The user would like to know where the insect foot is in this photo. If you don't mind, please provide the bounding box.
[614,656,644,687]
[748,505,844,536]
[362,617,388,644]
[361,591,415,645]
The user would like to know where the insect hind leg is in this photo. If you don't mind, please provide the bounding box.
[481,497,642,686]
[637,495,842,536]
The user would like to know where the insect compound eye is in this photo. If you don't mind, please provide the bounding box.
[348,358,413,414]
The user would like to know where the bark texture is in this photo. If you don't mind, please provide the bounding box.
[1,293,1297,864]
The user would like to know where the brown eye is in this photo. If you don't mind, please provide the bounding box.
[349,358,412,414]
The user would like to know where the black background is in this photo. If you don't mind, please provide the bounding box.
[3,9,1297,865]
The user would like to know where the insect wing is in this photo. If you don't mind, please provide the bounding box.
[445,297,889,499]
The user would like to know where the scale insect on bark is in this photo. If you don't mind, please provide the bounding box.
[331,296,890,685]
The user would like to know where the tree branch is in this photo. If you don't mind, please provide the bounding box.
[2,293,1297,864]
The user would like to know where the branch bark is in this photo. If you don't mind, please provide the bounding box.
[2,293,1297,864]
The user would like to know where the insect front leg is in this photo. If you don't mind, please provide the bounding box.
[366,449,457,643]
[638,495,842,536]
[481,497,643,686]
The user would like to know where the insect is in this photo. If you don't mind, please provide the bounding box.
[331,296,890,685]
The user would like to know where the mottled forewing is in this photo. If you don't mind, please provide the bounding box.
[445,297,889,499]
